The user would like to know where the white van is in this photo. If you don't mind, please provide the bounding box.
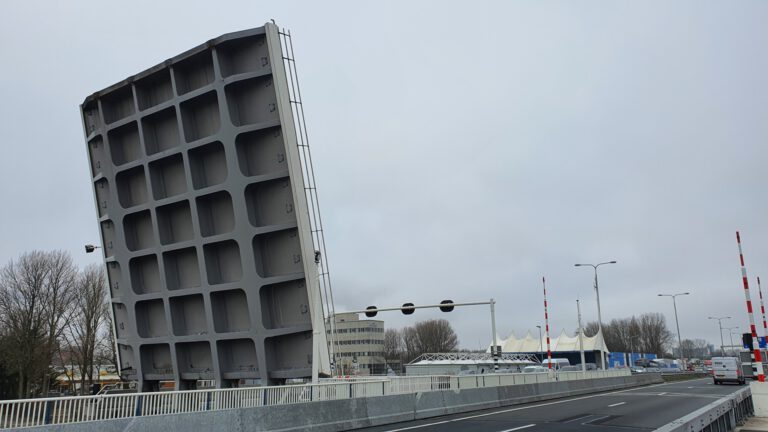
[712,356,745,385]
[541,358,570,370]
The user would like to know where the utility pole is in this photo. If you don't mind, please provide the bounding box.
[577,299,586,375]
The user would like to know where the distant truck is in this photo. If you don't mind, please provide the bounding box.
[711,357,745,385]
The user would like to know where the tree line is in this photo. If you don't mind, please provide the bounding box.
[384,319,459,368]
[583,312,674,356]
[0,251,112,399]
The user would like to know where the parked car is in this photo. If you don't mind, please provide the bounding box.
[522,366,549,373]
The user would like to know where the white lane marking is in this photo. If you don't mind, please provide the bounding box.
[584,415,610,425]
[564,414,594,423]
[382,381,677,431]
[498,425,536,432]
[608,402,626,407]
[688,386,694,388]
[658,392,667,395]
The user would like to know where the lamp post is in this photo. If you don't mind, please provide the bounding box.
[658,292,689,365]
[575,260,617,370]
[724,327,739,356]
[535,325,543,353]
[708,316,731,356]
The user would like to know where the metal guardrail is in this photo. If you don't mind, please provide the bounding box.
[0,369,630,429]
[655,386,752,432]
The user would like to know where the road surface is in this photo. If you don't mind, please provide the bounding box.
[355,377,743,431]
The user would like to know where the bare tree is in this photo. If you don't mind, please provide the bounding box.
[583,313,672,357]
[637,312,673,356]
[412,319,459,354]
[384,328,403,361]
[0,251,77,398]
[64,265,108,395]
[40,251,78,394]
[401,326,420,364]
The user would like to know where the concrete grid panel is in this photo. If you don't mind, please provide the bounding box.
[81,24,327,390]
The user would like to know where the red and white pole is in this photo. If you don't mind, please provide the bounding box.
[737,231,764,382]
[543,277,552,369]
[759,276,768,339]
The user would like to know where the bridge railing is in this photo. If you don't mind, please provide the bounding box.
[0,369,631,429]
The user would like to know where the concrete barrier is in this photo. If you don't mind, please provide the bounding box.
[25,374,663,432]
[655,385,752,432]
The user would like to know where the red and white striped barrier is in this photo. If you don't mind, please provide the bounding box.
[543,277,552,369]
[736,231,764,382]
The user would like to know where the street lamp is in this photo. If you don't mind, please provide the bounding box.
[535,325,543,353]
[658,292,690,364]
[84,244,101,253]
[708,316,731,356]
[575,260,617,370]
[724,327,740,356]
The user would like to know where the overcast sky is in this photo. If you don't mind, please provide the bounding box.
[1,1,767,353]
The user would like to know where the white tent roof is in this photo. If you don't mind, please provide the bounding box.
[492,329,610,354]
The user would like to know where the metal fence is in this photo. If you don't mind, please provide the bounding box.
[0,369,630,429]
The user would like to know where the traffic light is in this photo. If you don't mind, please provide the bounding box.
[365,306,377,318]
[439,300,455,312]
[744,333,754,350]
[401,303,415,315]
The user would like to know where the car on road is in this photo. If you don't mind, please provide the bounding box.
[522,366,549,373]
[712,356,745,385]
[559,365,582,372]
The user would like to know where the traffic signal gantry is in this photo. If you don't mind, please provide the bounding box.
[342,299,502,371]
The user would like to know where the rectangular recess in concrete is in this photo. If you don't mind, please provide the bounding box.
[176,342,214,380]
[142,107,180,155]
[197,191,235,237]
[113,302,130,338]
[235,127,287,177]
[252,228,303,278]
[170,294,207,336]
[211,289,250,333]
[265,331,312,372]
[181,91,220,142]
[174,50,215,95]
[118,344,137,378]
[189,141,227,190]
[136,69,174,110]
[157,200,194,245]
[225,76,278,126]
[260,280,310,329]
[106,261,122,297]
[116,166,148,208]
[136,299,168,338]
[94,179,110,217]
[101,86,135,124]
[99,220,115,257]
[163,247,201,291]
[245,177,295,227]
[217,339,258,379]
[140,344,173,379]
[88,136,105,177]
[129,254,162,294]
[109,122,142,166]
[204,240,242,285]
[123,210,154,251]
[217,34,270,78]
[149,153,187,200]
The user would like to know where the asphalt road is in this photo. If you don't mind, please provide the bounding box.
[355,377,744,432]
